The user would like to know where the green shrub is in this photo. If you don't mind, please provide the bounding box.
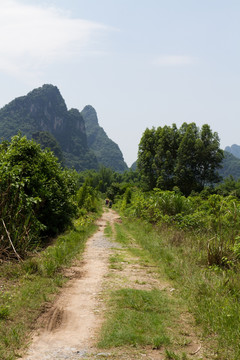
[0,134,77,257]
[118,188,240,268]
[77,182,99,212]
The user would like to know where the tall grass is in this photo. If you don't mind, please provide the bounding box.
[121,217,240,360]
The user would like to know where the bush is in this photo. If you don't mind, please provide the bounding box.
[77,181,99,212]
[118,188,240,268]
[0,134,77,257]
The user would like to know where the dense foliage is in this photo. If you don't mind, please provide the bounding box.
[76,166,140,204]
[119,187,240,267]
[216,175,240,198]
[32,130,64,164]
[0,134,77,257]
[134,150,240,182]
[77,181,99,213]
[137,123,224,195]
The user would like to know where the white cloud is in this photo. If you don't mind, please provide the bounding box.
[0,1,110,79]
[153,55,195,66]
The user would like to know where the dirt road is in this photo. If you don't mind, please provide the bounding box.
[21,209,207,360]
[21,209,120,360]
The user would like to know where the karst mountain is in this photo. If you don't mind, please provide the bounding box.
[0,84,128,172]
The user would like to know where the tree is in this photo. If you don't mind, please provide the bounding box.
[154,124,180,189]
[77,181,98,212]
[197,124,223,186]
[216,176,240,198]
[138,123,224,195]
[174,123,201,194]
[175,124,223,195]
[32,131,64,164]
[137,128,157,190]
[0,134,77,256]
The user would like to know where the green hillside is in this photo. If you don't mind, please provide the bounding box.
[225,144,240,159]
[0,84,98,171]
[82,105,128,172]
[218,151,240,180]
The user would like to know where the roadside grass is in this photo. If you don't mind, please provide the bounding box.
[114,223,130,245]
[99,221,197,359]
[98,288,171,349]
[121,217,240,360]
[0,213,98,360]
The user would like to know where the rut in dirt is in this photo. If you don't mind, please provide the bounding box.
[21,209,120,360]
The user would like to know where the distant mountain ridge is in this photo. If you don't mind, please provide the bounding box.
[218,151,240,180]
[225,144,240,159]
[222,144,240,180]
[82,105,128,172]
[0,84,128,172]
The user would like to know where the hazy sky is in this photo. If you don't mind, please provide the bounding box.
[0,0,240,166]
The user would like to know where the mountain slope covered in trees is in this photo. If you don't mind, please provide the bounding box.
[225,144,240,159]
[0,85,128,172]
[218,151,240,180]
[82,105,128,172]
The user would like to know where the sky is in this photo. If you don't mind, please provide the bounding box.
[0,0,240,167]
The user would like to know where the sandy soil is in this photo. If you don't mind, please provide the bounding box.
[21,209,120,360]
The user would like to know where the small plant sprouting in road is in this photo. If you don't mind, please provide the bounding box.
[0,305,10,320]
[165,349,189,360]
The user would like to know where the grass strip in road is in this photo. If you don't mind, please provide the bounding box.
[0,213,98,360]
[104,221,113,239]
[98,288,171,349]
[99,217,202,359]
[99,220,183,355]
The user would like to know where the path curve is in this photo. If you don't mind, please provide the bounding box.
[21,209,119,360]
